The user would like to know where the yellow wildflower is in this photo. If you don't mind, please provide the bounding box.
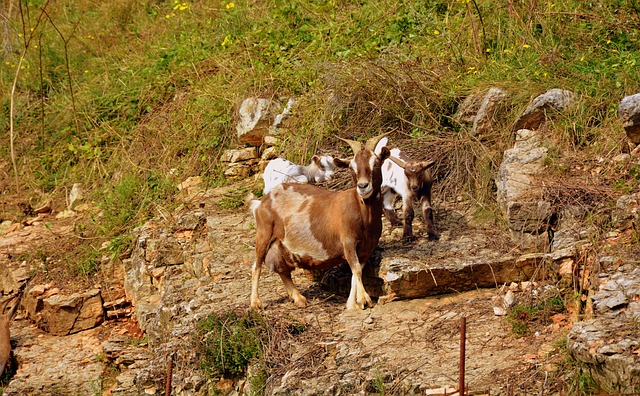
[221,35,233,48]
[522,43,530,49]
[226,2,235,9]
[433,29,440,35]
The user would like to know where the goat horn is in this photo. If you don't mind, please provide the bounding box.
[388,156,407,169]
[338,137,364,153]
[364,132,391,151]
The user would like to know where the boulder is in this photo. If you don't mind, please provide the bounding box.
[471,87,510,137]
[236,97,296,146]
[496,129,552,237]
[618,93,640,144]
[513,89,575,131]
[38,289,104,335]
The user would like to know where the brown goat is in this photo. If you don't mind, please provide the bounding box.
[249,135,390,310]
[374,137,437,241]
[0,296,20,378]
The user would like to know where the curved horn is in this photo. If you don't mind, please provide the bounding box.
[388,156,407,169]
[364,132,391,151]
[338,137,364,153]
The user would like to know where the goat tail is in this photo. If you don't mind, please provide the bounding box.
[245,193,261,217]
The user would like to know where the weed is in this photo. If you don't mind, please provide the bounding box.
[553,336,602,395]
[73,243,102,277]
[507,293,565,337]
[372,364,387,395]
[217,187,250,210]
[196,310,268,379]
[124,335,148,347]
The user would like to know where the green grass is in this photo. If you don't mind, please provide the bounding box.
[1,0,639,276]
[196,310,268,379]
[508,294,565,337]
[195,310,307,394]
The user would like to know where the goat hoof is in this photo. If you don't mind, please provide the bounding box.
[292,295,308,308]
[402,235,417,243]
[427,232,440,241]
[250,300,264,310]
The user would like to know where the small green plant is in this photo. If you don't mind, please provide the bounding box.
[371,364,387,395]
[217,187,250,210]
[507,294,565,337]
[196,310,268,379]
[124,335,148,347]
[73,244,102,277]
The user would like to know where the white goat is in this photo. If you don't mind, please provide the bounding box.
[262,155,335,195]
[375,137,437,241]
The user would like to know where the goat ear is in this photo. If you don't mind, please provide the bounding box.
[334,158,351,169]
[378,146,391,161]
[311,155,320,164]
[419,160,436,170]
[388,155,406,168]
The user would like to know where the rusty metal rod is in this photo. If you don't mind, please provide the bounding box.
[165,354,173,396]
[460,316,466,396]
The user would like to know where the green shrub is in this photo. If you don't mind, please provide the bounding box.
[196,311,268,379]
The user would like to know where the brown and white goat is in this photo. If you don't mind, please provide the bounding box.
[249,135,390,310]
[375,138,438,241]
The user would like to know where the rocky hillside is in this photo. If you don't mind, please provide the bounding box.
[2,89,640,395]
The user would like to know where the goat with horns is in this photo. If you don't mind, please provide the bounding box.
[248,134,390,310]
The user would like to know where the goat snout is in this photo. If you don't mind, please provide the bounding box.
[357,181,373,199]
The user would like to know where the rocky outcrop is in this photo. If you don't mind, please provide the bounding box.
[236,97,296,146]
[496,129,551,250]
[220,147,259,179]
[454,87,510,138]
[618,93,640,144]
[567,261,640,393]
[24,286,105,336]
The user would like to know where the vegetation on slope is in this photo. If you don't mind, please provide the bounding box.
[1,0,639,276]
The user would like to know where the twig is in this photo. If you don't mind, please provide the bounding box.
[9,0,50,193]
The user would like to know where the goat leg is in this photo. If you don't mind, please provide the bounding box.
[402,198,416,241]
[384,208,403,227]
[421,197,439,240]
[279,273,308,307]
[250,260,263,309]
[344,247,372,310]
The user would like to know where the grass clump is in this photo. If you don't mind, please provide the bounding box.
[196,310,269,379]
[195,309,308,394]
[507,290,565,337]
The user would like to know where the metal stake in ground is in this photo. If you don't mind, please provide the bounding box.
[459,316,466,396]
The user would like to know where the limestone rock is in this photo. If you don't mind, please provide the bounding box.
[68,182,84,210]
[471,87,510,137]
[496,129,552,236]
[513,89,575,131]
[40,289,104,335]
[454,91,484,125]
[618,93,640,144]
[612,192,640,230]
[220,147,258,163]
